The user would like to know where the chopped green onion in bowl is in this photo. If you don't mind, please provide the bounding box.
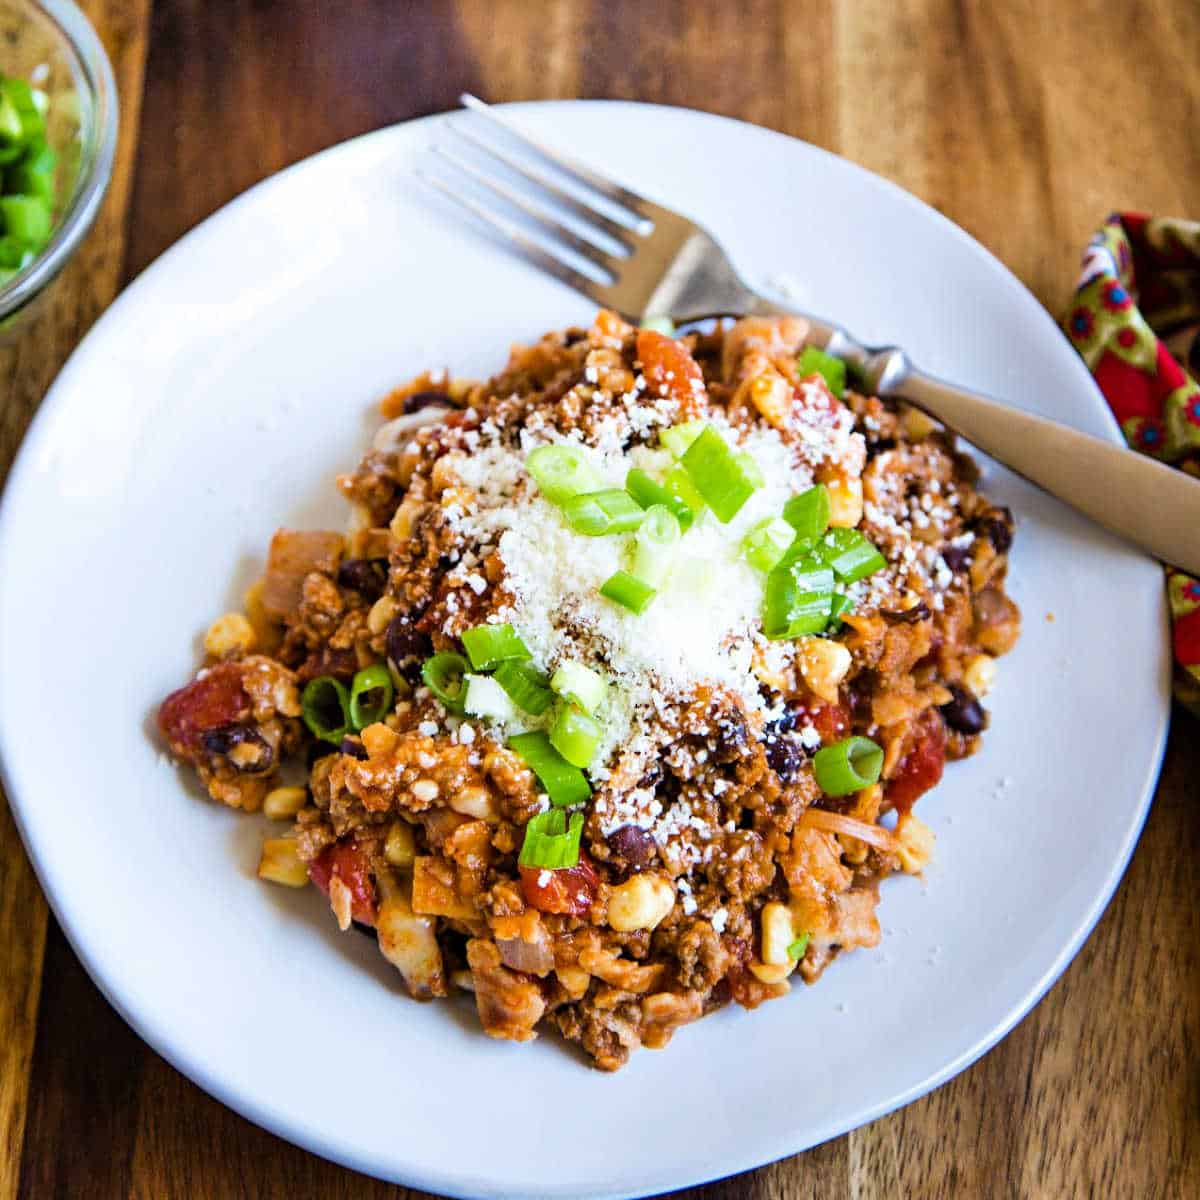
[549,704,602,768]
[525,443,604,504]
[550,660,607,714]
[797,345,847,399]
[813,736,884,796]
[348,663,394,731]
[600,570,657,614]
[461,622,531,670]
[562,488,645,536]
[681,425,761,523]
[518,808,585,869]
[633,503,681,587]
[492,659,555,715]
[508,730,591,807]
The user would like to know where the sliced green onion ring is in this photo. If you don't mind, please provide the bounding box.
[420,651,470,714]
[508,730,592,807]
[562,488,645,536]
[518,808,585,869]
[797,346,847,399]
[783,484,831,541]
[625,467,695,531]
[633,503,681,586]
[817,528,887,583]
[786,932,811,960]
[460,622,531,670]
[549,704,603,769]
[348,663,395,731]
[550,660,608,714]
[742,516,796,573]
[812,735,884,796]
[493,659,555,715]
[301,676,351,744]
[600,570,657,614]
[525,443,604,504]
[680,425,761,522]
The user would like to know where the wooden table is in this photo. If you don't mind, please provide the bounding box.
[2,3,1197,1196]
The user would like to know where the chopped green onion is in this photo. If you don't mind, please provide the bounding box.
[0,78,44,144]
[301,676,351,744]
[421,651,470,714]
[460,622,531,670]
[348,663,395,730]
[549,704,603,768]
[464,673,520,721]
[518,808,585,869]
[633,503,681,586]
[561,488,645,536]
[525,443,603,504]
[735,451,764,489]
[6,142,55,204]
[680,425,761,523]
[662,465,707,524]
[0,194,49,246]
[0,92,22,144]
[742,516,796,573]
[550,660,608,714]
[660,420,706,458]
[508,730,591,807]
[786,932,811,960]
[817,528,887,583]
[640,315,676,336]
[625,467,695,531]
[786,555,836,596]
[783,484,830,541]
[600,570,657,614]
[762,567,833,640]
[797,346,847,399]
[492,659,555,715]
[812,736,883,796]
[828,591,854,628]
[0,236,32,270]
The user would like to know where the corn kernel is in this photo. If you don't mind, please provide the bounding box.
[384,820,417,868]
[760,901,797,965]
[607,874,675,932]
[795,636,852,704]
[748,958,795,984]
[826,477,864,528]
[257,837,308,887]
[963,653,997,698]
[367,595,398,636]
[556,965,591,998]
[895,812,936,874]
[204,612,256,659]
[263,786,307,821]
[361,722,399,757]
[390,496,423,540]
[447,784,498,821]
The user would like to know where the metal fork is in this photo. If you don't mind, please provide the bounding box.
[422,94,1200,574]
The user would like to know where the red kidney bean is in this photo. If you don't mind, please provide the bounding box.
[385,610,432,682]
[940,544,971,572]
[336,558,388,601]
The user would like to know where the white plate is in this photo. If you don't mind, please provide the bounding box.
[0,102,1171,1198]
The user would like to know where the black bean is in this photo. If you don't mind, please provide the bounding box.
[979,506,1014,554]
[765,708,798,736]
[764,733,803,782]
[340,736,369,760]
[201,723,275,773]
[881,601,931,625]
[607,824,657,868]
[385,611,431,681]
[336,557,388,601]
[941,544,971,573]
[939,684,987,735]
[713,712,750,763]
[402,390,452,414]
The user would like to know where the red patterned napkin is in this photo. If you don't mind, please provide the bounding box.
[1064,213,1200,715]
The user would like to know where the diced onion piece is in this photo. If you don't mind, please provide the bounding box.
[799,806,896,851]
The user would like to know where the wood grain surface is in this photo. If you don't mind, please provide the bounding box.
[2,2,1198,1197]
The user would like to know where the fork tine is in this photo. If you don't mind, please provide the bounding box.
[446,121,636,249]
[416,168,611,306]
[459,93,651,223]
[430,145,619,278]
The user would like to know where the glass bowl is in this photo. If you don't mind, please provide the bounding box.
[0,0,117,341]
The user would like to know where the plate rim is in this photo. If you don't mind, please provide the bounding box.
[0,99,1172,1199]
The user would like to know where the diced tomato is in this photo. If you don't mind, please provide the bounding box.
[886,709,946,814]
[310,838,378,926]
[519,852,599,917]
[636,329,707,417]
[157,663,250,758]
[810,701,850,744]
